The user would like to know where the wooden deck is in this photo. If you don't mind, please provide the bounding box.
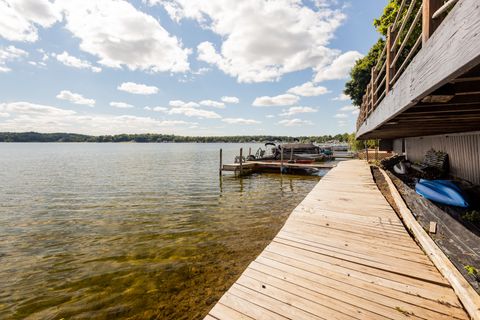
[205,160,469,320]
[222,161,336,174]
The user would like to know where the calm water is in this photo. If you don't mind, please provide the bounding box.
[0,143,322,319]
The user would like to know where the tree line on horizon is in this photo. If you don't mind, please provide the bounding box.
[0,132,353,144]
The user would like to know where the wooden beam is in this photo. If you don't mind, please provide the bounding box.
[386,26,397,93]
[423,0,444,44]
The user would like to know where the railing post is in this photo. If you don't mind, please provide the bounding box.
[371,67,378,111]
[386,26,397,93]
[422,0,443,45]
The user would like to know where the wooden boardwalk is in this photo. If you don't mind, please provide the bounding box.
[205,160,469,320]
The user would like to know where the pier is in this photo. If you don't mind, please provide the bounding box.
[205,160,471,319]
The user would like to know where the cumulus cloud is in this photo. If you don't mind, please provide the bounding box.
[351,109,360,115]
[252,94,299,107]
[278,118,313,127]
[57,0,190,73]
[339,105,356,111]
[221,96,239,104]
[314,51,363,82]
[118,82,159,95]
[0,0,61,42]
[0,45,28,72]
[199,100,225,108]
[0,101,76,116]
[334,113,348,118]
[279,106,317,117]
[56,90,95,107]
[110,101,134,109]
[333,93,350,101]
[0,101,196,134]
[169,100,199,108]
[222,118,260,125]
[265,114,275,118]
[167,106,221,119]
[287,82,329,97]
[54,51,101,73]
[147,0,345,82]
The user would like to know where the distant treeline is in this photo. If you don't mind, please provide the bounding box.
[0,132,352,143]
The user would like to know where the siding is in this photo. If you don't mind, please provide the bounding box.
[393,138,404,155]
[405,132,480,185]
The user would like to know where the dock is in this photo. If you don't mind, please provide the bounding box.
[221,161,336,175]
[205,160,470,319]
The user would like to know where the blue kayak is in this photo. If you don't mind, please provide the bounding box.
[415,179,469,208]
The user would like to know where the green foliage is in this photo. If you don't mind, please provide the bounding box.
[461,210,480,223]
[464,265,480,281]
[347,133,377,151]
[0,132,354,144]
[344,39,384,106]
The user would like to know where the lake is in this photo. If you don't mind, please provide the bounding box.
[0,143,322,319]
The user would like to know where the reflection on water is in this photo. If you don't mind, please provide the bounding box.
[0,143,321,319]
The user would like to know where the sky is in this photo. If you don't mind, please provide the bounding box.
[0,0,388,136]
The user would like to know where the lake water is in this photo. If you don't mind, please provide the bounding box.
[0,143,322,319]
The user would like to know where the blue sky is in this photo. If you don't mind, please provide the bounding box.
[0,0,387,136]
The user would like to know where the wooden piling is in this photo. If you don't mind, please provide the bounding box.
[280,146,284,173]
[219,148,223,176]
[239,148,243,176]
[249,147,251,156]
[290,147,294,162]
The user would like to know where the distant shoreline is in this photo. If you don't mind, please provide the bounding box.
[0,132,351,144]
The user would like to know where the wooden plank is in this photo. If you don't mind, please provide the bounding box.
[357,0,480,139]
[423,0,444,44]
[204,161,469,320]
[249,258,465,319]
[429,221,437,234]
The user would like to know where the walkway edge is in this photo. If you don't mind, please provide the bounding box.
[379,168,480,320]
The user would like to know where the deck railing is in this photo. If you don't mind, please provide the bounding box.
[356,0,459,131]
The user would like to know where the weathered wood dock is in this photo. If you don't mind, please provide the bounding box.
[221,161,336,176]
[205,160,470,319]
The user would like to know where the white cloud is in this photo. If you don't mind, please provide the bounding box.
[334,113,348,118]
[56,90,95,107]
[118,82,158,95]
[278,118,313,127]
[221,96,239,104]
[222,118,260,125]
[352,109,360,115]
[54,51,101,73]
[167,106,221,119]
[314,50,363,82]
[0,45,28,72]
[0,112,9,117]
[110,101,134,109]
[266,114,275,118]
[149,0,345,82]
[279,106,317,117]
[169,100,199,108]
[333,93,350,101]
[57,0,190,73]
[287,82,329,97]
[0,0,61,42]
[144,106,152,111]
[0,101,196,135]
[0,101,76,116]
[252,94,299,107]
[339,105,356,111]
[337,120,347,127]
[199,100,225,108]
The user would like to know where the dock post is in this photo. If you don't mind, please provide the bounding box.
[219,148,223,176]
[280,146,284,174]
[249,147,251,156]
[290,147,294,162]
[239,148,243,176]
[365,141,369,162]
